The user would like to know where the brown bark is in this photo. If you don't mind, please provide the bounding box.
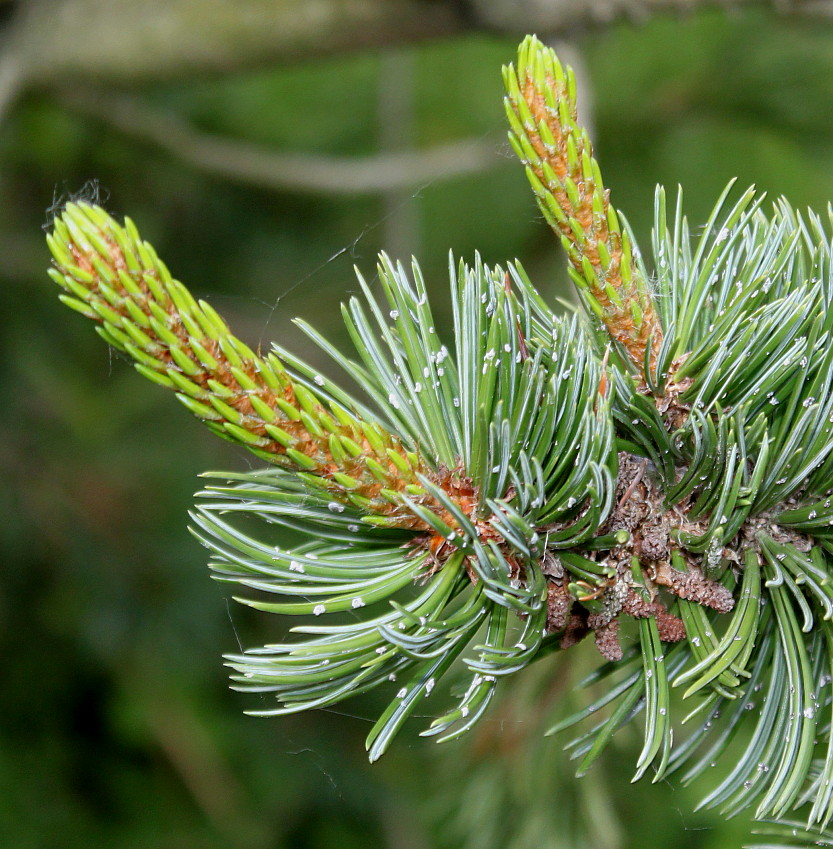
[11,0,463,84]
[4,0,831,93]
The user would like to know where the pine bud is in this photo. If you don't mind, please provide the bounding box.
[503,36,663,376]
[47,202,434,528]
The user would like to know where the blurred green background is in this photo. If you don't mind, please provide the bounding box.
[4,3,833,847]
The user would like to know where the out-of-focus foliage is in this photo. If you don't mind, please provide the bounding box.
[5,6,833,848]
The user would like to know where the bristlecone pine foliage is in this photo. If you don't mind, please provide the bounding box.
[46,34,833,844]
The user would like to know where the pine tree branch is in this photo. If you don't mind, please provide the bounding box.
[41,31,833,843]
[6,0,833,92]
[12,0,464,86]
[56,87,505,196]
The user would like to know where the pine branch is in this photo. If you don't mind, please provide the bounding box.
[47,199,623,755]
[42,33,833,847]
[56,87,504,196]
